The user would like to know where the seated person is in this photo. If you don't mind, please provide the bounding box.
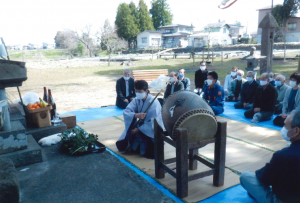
[240,110,300,203]
[195,61,208,93]
[203,71,225,115]
[274,74,291,114]
[226,70,246,102]
[244,73,278,123]
[178,69,191,91]
[274,72,300,127]
[269,72,276,86]
[116,80,165,159]
[164,71,184,100]
[234,71,259,109]
[116,69,135,109]
[224,66,238,96]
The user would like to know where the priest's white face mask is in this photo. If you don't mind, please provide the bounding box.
[136,92,146,100]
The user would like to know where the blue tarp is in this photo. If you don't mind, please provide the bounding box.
[60,106,124,122]
[219,102,281,131]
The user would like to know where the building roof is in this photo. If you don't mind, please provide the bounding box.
[158,24,194,29]
[228,24,244,28]
[161,32,189,37]
[204,23,230,28]
[137,30,162,36]
[256,5,272,11]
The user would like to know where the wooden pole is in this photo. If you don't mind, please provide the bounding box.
[189,149,198,170]
[176,128,188,198]
[213,121,227,186]
[154,119,165,179]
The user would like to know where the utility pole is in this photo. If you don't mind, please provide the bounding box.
[271,0,273,10]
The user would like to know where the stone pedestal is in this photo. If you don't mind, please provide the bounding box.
[0,120,27,155]
[259,13,279,73]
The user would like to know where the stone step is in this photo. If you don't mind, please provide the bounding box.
[0,134,42,167]
[26,122,67,142]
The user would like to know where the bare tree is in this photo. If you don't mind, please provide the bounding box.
[73,25,99,57]
[99,19,128,66]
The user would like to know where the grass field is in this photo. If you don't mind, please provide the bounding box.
[5,49,300,113]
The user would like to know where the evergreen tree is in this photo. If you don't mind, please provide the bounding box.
[138,0,154,31]
[150,0,173,29]
[115,3,139,42]
[129,2,140,31]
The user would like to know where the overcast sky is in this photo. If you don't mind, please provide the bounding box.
[0,0,284,45]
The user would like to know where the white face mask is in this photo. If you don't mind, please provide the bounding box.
[260,80,268,86]
[237,75,242,81]
[170,77,175,83]
[275,81,282,87]
[281,127,291,141]
[207,79,213,86]
[123,76,130,80]
[246,77,253,82]
[136,92,146,100]
[200,66,206,71]
[290,81,297,88]
[269,78,274,81]
[231,71,237,77]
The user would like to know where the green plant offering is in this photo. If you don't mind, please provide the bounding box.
[60,127,99,155]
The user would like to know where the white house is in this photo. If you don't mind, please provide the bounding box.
[157,24,194,48]
[137,30,162,49]
[228,24,246,44]
[188,23,232,47]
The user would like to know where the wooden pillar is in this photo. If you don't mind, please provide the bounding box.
[189,149,198,170]
[213,121,227,186]
[176,128,188,198]
[154,119,165,179]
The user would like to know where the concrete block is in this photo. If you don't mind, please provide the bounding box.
[0,120,27,155]
[0,158,20,203]
[0,135,43,167]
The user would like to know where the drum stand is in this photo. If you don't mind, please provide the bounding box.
[154,119,227,198]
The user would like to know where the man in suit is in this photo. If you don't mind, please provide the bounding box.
[244,73,278,123]
[194,61,208,93]
[178,69,191,91]
[240,110,300,203]
[116,69,136,109]
[164,71,184,100]
[234,71,259,109]
[226,70,247,102]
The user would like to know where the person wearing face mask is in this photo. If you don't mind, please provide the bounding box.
[273,72,300,127]
[226,70,246,102]
[269,72,276,87]
[164,71,184,100]
[194,61,208,93]
[234,71,259,109]
[178,69,191,91]
[116,80,165,159]
[240,110,300,203]
[273,74,291,115]
[116,69,136,109]
[224,67,238,96]
[202,71,225,115]
[244,73,278,123]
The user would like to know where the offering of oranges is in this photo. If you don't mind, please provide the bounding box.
[27,101,41,110]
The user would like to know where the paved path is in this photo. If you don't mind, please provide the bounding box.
[17,144,174,203]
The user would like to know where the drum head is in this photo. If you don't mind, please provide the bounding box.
[172,109,217,143]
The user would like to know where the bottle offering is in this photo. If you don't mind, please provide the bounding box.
[43,87,48,102]
[47,89,57,120]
